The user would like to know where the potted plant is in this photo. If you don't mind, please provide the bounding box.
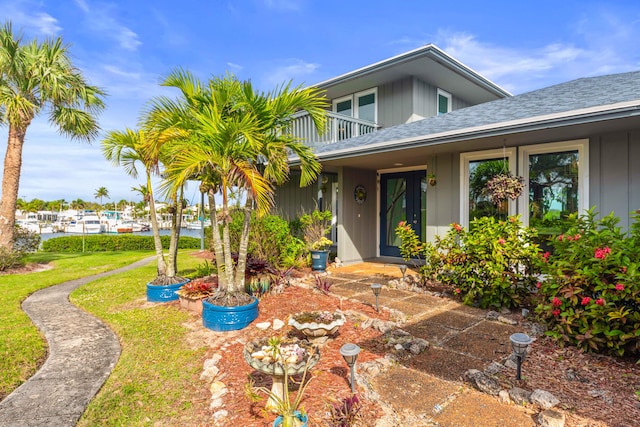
[484,172,524,205]
[244,337,319,427]
[176,276,217,314]
[288,310,345,338]
[299,209,333,272]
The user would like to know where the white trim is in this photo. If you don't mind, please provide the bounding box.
[437,88,452,114]
[517,139,589,227]
[460,148,517,227]
[354,87,378,123]
[332,95,353,116]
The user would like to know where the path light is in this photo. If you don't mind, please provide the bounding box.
[509,333,532,380]
[399,264,407,280]
[340,343,361,393]
[371,283,382,312]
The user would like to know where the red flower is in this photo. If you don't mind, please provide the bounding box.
[536,282,541,289]
[557,234,564,241]
[552,297,562,307]
[581,297,591,306]
[552,309,561,316]
[454,288,461,294]
[574,234,581,240]
[594,247,611,259]
[621,266,627,273]
[615,283,625,291]
[498,238,506,245]
[595,298,605,306]
[452,223,462,232]
[542,252,550,262]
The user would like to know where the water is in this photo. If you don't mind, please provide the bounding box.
[39,228,205,242]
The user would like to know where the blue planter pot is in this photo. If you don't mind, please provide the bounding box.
[202,296,259,331]
[273,411,308,427]
[146,279,190,302]
[310,250,329,272]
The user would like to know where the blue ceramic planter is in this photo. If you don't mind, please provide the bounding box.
[146,279,190,302]
[202,296,259,331]
[310,250,329,272]
[273,411,308,427]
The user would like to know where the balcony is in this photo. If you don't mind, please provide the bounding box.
[290,111,380,148]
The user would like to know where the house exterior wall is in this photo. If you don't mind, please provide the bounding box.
[590,130,640,230]
[425,153,460,242]
[337,167,378,264]
[272,172,318,220]
[377,77,414,127]
[412,78,471,121]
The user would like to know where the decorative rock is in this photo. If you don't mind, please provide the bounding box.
[372,319,396,334]
[498,390,511,404]
[272,318,285,330]
[388,309,407,323]
[255,321,271,330]
[537,409,566,427]
[212,409,229,425]
[530,389,560,409]
[200,365,220,382]
[203,354,222,369]
[530,323,547,336]
[504,354,518,369]
[464,369,501,396]
[333,257,343,267]
[508,387,532,405]
[209,380,228,399]
[486,310,500,320]
[209,397,224,410]
[484,362,504,375]
[497,315,518,325]
[394,343,404,351]
[409,338,429,355]
[500,307,511,315]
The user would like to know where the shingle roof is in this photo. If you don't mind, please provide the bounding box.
[314,71,640,156]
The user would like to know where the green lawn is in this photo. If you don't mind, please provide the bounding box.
[0,251,210,426]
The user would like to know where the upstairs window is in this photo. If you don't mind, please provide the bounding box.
[437,89,452,115]
[332,88,377,123]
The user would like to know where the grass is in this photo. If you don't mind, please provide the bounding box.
[0,250,210,426]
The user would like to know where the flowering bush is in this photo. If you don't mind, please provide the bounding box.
[535,209,640,356]
[396,216,542,309]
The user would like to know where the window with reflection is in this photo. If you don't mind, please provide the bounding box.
[469,158,509,222]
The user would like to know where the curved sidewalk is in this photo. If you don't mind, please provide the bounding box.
[0,257,154,427]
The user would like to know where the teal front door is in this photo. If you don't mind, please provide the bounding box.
[380,170,426,257]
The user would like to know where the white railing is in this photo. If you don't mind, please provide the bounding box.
[290,111,379,147]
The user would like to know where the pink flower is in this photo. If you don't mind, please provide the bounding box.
[574,234,581,240]
[594,247,611,260]
[581,297,591,306]
[498,238,506,245]
[542,252,550,262]
[621,266,627,273]
[557,234,564,241]
[552,309,561,316]
[454,288,461,294]
[567,235,574,241]
[552,297,562,307]
[452,223,462,232]
[595,298,605,306]
[536,282,542,289]
[615,283,625,291]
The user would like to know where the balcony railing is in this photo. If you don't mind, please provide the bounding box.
[290,111,379,148]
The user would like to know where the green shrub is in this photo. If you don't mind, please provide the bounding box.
[535,209,640,356]
[396,215,541,309]
[0,226,41,271]
[42,234,200,253]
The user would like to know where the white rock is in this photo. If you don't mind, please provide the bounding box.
[200,365,220,382]
[203,354,222,370]
[209,380,227,398]
[537,409,566,427]
[531,389,560,409]
[272,318,285,330]
[209,397,224,410]
[212,409,229,426]
[255,321,271,330]
[498,390,511,404]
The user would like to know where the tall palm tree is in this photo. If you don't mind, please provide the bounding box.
[94,186,109,207]
[146,70,327,303]
[0,22,105,250]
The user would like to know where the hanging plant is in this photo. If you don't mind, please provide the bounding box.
[484,172,524,205]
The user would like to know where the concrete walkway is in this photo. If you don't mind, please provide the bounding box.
[0,257,154,427]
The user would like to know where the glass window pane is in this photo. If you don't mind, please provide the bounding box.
[528,150,579,233]
[438,94,449,114]
[468,158,508,222]
[358,93,375,122]
[385,178,406,246]
[336,99,352,116]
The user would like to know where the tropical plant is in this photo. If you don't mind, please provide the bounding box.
[326,394,362,427]
[102,128,186,284]
[484,172,524,205]
[175,278,216,299]
[314,275,333,294]
[300,209,333,251]
[94,187,110,207]
[145,70,327,306]
[0,21,105,251]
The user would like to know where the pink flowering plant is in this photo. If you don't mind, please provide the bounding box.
[535,209,640,356]
[396,215,542,309]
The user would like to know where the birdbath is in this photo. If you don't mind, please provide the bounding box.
[288,311,346,339]
[243,339,320,412]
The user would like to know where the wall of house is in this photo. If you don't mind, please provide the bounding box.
[377,77,414,127]
[337,167,378,264]
[425,153,461,241]
[412,78,472,121]
[272,172,319,220]
[590,130,640,230]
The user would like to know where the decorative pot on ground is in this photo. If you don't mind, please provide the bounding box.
[310,250,329,272]
[288,311,345,338]
[202,296,259,331]
[146,279,190,303]
[273,411,308,427]
[178,295,205,314]
[176,278,217,315]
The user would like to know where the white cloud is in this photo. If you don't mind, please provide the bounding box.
[227,62,244,71]
[73,0,89,13]
[263,59,320,87]
[31,12,61,35]
[262,0,302,11]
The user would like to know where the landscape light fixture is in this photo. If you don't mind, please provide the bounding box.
[371,283,382,312]
[340,343,361,393]
[399,264,407,280]
[509,332,532,380]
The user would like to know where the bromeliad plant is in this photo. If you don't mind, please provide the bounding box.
[396,216,542,309]
[535,209,640,356]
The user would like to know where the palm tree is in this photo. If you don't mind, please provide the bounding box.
[94,187,109,207]
[0,22,105,250]
[102,128,184,283]
[146,70,327,303]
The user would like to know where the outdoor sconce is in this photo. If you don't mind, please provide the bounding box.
[340,343,361,393]
[371,283,382,312]
[398,264,407,280]
[509,332,532,380]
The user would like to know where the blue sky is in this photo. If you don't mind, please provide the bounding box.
[2,0,640,204]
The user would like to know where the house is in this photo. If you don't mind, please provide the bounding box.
[275,44,640,265]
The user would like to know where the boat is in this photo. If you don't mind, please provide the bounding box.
[65,213,104,234]
[16,219,54,234]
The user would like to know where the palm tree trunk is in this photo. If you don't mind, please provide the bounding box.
[0,124,28,250]
[167,187,184,278]
[234,197,252,289]
[146,173,167,277]
[221,189,235,292]
[208,190,228,291]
